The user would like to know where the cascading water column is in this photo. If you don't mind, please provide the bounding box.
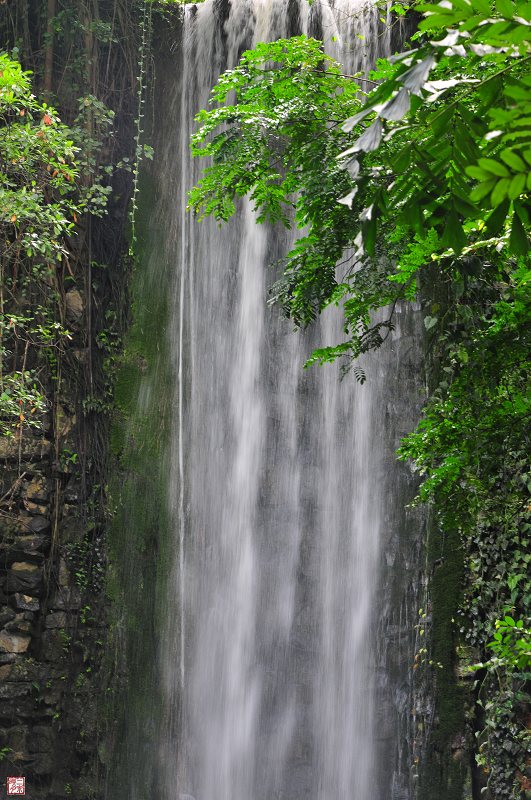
[123,3,427,800]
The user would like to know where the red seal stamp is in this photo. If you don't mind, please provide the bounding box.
[7,777,25,795]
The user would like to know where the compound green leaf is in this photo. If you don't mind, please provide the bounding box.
[478,158,510,177]
[470,178,497,202]
[491,177,511,205]
[496,0,516,16]
[500,148,527,171]
[508,172,526,200]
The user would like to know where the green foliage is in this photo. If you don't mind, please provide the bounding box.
[0,55,78,248]
[189,4,530,363]
[486,616,531,672]
[0,746,13,762]
[189,37,366,327]
[190,4,530,795]
[147,0,202,4]
[0,51,122,436]
[0,52,80,437]
[344,0,531,257]
[0,371,47,435]
[72,94,116,217]
[465,610,531,798]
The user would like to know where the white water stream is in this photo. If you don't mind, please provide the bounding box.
[136,2,425,799]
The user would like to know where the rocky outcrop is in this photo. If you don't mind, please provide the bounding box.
[0,426,108,799]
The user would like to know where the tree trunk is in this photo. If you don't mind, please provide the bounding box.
[43,0,56,95]
[21,0,33,69]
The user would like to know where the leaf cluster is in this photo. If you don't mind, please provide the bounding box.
[0,53,79,435]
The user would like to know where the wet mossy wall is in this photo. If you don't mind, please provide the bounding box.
[419,518,468,800]
[105,18,187,782]
[416,264,471,800]
[106,166,176,800]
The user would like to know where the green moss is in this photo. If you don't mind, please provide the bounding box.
[419,519,468,800]
[109,412,126,456]
[105,167,177,800]
[113,362,142,414]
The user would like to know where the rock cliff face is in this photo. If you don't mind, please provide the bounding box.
[0,425,109,798]
[0,164,130,800]
[0,4,135,797]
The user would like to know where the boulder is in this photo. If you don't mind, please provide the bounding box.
[5,614,32,634]
[45,612,67,629]
[6,562,43,593]
[0,651,18,664]
[0,607,16,627]
[0,436,52,461]
[0,696,37,721]
[0,631,31,654]
[5,536,49,565]
[29,516,51,534]
[55,404,76,439]
[49,559,81,610]
[24,476,51,503]
[0,682,32,700]
[2,513,34,536]
[65,288,84,323]
[49,587,81,611]
[0,664,13,680]
[23,499,48,516]
[12,594,40,612]
[6,725,28,753]
[41,630,65,662]
[16,534,49,553]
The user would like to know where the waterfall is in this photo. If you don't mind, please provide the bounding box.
[111,2,426,799]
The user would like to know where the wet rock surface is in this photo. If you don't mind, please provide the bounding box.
[0,435,108,799]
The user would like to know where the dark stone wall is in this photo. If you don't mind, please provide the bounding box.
[0,97,134,800]
[0,0,136,788]
[0,424,109,798]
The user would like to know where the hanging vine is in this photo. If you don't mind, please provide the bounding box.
[130,0,154,255]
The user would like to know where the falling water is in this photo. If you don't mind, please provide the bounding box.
[114,2,426,799]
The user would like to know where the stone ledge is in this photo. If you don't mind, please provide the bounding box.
[0,437,52,462]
